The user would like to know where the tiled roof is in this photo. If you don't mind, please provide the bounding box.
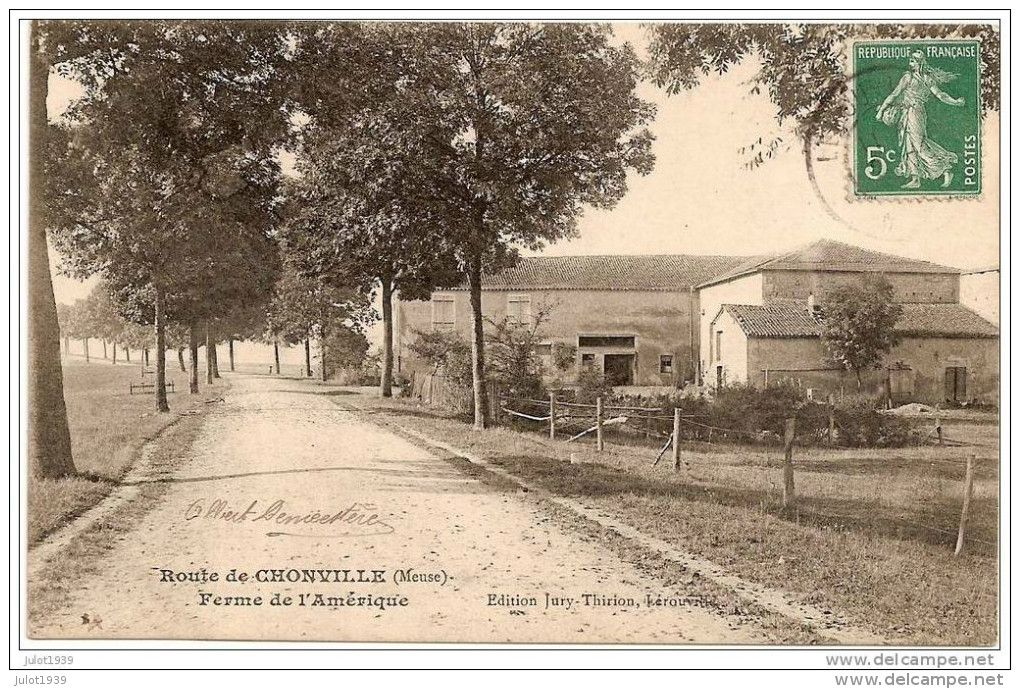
[453,254,748,292]
[698,239,959,288]
[719,301,998,339]
[897,303,999,338]
[719,301,823,338]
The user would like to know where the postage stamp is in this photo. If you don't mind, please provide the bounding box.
[852,40,981,196]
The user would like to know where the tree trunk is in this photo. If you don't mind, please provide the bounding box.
[154,288,169,412]
[205,326,214,385]
[84,338,90,363]
[189,324,200,394]
[320,327,328,382]
[228,338,235,372]
[468,251,487,430]
[125,346,131,362]
[111,342,117,365]
[144,348,150,367]
[380,279,394,398]
[273,340,280,375]
[27,22,76,479]
[178,347,186,372]
[304,337,312,377]
[210,341,219,378]
[102,339,107,359]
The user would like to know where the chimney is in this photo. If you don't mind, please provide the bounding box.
[807,292,815,314]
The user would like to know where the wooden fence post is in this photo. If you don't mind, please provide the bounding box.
[954,455,975,556]
[596,397,604,451]
[549,392,556,440]
[782,417,796,508]
[936,405,943,447]
[672,407,682,471]
[827,398,836,446]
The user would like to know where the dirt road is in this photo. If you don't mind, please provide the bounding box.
[29,375,767,643]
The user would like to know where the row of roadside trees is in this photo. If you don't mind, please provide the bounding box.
[31,20,657,481]
[58,269,375,381]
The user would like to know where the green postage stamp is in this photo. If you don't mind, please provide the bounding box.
[853,40,981,196]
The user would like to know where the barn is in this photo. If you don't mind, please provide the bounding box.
[396,239,999,404]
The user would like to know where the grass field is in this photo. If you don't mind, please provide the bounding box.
[27,358,229,546]
[338,391,999,646]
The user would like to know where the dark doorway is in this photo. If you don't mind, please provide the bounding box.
[945,366,968,402]
[603,354,635,386]
[716,365,724,389]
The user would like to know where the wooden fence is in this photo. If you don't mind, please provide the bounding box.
[495,393,987,555]
[407,373,500,418]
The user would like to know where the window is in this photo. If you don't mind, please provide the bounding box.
[432,296,455,331]
[507,294,531,324]
[581,353,597,369]
[715,331,723,361]
[659,354,674,374]
[578,335,636,348]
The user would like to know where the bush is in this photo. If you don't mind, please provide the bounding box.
[833,395,916,447]
[575,368,615,404]
[606,383,918,448]
[552,342,577,372]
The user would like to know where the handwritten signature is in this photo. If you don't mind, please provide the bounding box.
[184,498,396,537]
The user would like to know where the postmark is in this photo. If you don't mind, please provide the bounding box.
[852,40,981,196]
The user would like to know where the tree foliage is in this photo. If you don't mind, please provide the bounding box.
[282,24,462,397]
[267,254,376,346]
[646,23,1000,161]
[46,20,289,408]
[405,23,656,427]
[820,276,904,386]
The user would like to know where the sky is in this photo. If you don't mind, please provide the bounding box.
[47,23,1000,315]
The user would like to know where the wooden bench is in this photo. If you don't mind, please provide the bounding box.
[129,381,176,395]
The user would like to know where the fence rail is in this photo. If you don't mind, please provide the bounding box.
[492,391,992,555]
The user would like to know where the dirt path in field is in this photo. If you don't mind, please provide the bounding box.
[28,375,768,643]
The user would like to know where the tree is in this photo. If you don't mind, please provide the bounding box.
[217,303,271,373]
[56,303,73,355]
[267,255,376,382]
[645,23,999,166]
[409,23,655,429]
[820,276,904,389]
[83,282,124,363]
[283,23,462,399]
[48,20,289,411]
[323,328,371,377]
[28,21,77,478]
[286,122,462,398]
[63,298,93,363]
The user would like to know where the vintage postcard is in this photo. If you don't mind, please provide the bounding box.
[16,13,1005,675]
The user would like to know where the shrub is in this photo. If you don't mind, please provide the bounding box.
[486,318,546,399]
[575,368,615,404]
[552,342,577,372]
[833,395,916,447]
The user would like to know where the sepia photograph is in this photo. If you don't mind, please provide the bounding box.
[13,9,1008,682]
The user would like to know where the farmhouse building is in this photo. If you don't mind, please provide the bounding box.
[395,239,998,404]
[701,240,999,404]
[395,254,744,387]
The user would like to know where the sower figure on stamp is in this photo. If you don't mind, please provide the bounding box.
[876,50,966,189]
